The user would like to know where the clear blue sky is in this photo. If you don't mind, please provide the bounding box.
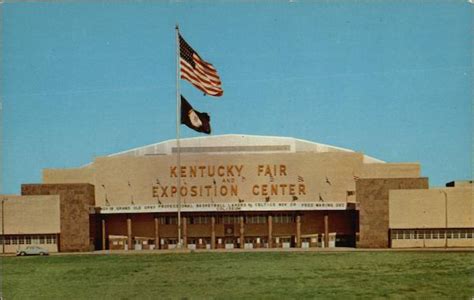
[1,1,472,194]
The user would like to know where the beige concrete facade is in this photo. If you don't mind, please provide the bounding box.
[3,135,471,251]
[0,195,60,253]
[356,178,429,248]
[389,185,473,248]
[390,187,473,229]
[21,184,95,252]
[40,136,422,250]
[0,195,60,235]
[44,153,420,208]
[43,165,95,185]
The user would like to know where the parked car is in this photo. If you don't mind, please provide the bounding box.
[16,246,49,256]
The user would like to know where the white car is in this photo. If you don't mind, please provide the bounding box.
[16,246,49,256]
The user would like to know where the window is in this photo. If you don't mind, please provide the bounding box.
[425,230,432,239]
[403,231,410,240]
[439,230,445,239]
[397,230,403,239]
[432,230,438,239]
[12,236,18,245]
[5,237,10,245]
[222,215,239,224]
[46,236,52,244]
[390,230,397,240]
[189,216,209,224]
[460,230,467,239]
[274,214,294,224]
[160,216,177,225]
[453,230,460,239]
[447,230,452,239]
[467,229,473,239]
[245,215,266,224]
[0,236,3,245]
[25,236,32,244]
[392,230,400,240]
[40,236,45,244]
[415,231,423,239]
[18,236,25,244]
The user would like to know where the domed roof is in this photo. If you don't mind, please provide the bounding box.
[108,134,384,164]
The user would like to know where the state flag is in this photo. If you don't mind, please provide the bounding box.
[181,95,211,134]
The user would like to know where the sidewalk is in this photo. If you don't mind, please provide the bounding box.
[1,246,472,257]
[48,246,474,256]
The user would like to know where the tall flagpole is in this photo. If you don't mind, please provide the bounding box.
[175,24,182,248]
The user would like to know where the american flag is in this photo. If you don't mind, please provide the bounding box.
[179,34,223,97]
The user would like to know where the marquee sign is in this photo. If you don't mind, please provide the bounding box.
[93,154,360,207]
[98,201,349,214]
[151,164,307,199]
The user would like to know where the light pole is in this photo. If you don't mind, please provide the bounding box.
[2,197,5,254]
[440,190,448,248]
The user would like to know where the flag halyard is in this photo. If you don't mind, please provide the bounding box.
[179,34,223,97]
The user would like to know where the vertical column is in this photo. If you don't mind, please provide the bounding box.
[154,216,160,250]
[296,215,301,248]
[211,216,216,249]
[268,215,273,248]
[324,213,329,248]
[101,218,106,250]
[182,216,187,248]
[127,217,132,250]
[239,216,245,249]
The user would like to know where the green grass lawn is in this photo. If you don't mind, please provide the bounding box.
[1,251,473,299]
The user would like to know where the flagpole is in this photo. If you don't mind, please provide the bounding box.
[175,24,182,249]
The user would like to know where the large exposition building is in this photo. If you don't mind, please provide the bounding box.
[1,135,472,253]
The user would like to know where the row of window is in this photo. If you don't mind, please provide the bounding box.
[391,229,474,240]
[159,214,297,225]
[165,238,274,245]
[0,235,57,245]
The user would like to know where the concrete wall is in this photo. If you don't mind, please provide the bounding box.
[43,166,95,185]
[357,178,429,248]
[390,187,473,229]
[21,184,95,252]
[392,238,473,248]
[361,163,420,179]
[44,152,420,208]
[389,186,473,248]
[93,152,365,206]
[0,195,60,235]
